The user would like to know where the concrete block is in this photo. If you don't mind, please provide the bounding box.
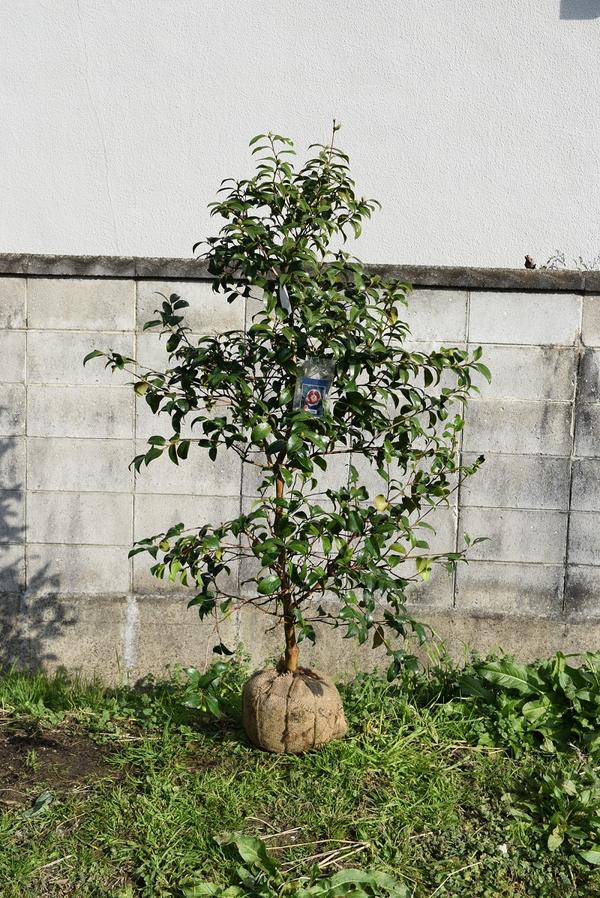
[469,292,581,346]
[23,256,135,279]
[27,492,133,546]
[28,438,133,492]
[411,505,457,553]
[134,439,241,496]
[405,562,455,608]
[23,594,126,677]
[133,550,238,598]
[245,293,264,330]
[135,332,180,371]
[579,348,600,402]
[402,289,468,342]
[0,437,25,489]
[399,341,468,397]
[27,277,135,331]
[455,561,563,615]
[461,452,571,510]
[572,459,600,511]
[0,384,25,436]
[345,454,387,499]
[28,384,133,439]
[238,543,263,598]
[574,404,600,457]
[474,345,575,401]
[28,331,134,386]
[0,594,29,668]
[26,544,130,595]
[0,544,25,592]
[134,493,239,540]
[348,451,459,507]
[565,565,600,616]
[463,400,572,456]
[459,506,567,564]
[135,392,203,440]
[568,512,600,565]
[134,258,205,279]
[0,278,26,328]
[582,295,600,347]
[137,280,244,334]
[411,610,600,664]
[0,331,25,382]
[0,491,24,542]
[130,594,239,678]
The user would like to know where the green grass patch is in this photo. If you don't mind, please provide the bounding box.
[0,658,599,897]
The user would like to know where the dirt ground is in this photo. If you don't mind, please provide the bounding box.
[0,720,113,809]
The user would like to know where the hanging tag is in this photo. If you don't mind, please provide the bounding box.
[279,285,291,313]
[292,357,335,418]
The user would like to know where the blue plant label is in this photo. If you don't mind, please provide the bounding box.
[300,376,329,417]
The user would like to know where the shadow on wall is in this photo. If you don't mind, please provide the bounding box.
[560,0,600,18]
[0,434,74,671]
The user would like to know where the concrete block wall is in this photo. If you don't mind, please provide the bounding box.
[2,254,600,680]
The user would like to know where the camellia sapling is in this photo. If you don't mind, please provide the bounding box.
[85,123,488,752]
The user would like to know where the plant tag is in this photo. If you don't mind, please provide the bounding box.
[293,357,334,417]
[278,285,291,313]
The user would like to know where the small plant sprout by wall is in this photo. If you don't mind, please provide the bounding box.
[85,123,489,753]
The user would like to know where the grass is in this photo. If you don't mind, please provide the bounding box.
[0,661,599,897]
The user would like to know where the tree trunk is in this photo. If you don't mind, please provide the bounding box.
[276,473,299,673]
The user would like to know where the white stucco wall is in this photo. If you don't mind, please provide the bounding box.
[1,0,599,266]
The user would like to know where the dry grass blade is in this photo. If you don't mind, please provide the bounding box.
[428,860,484,898]
[267,837,362,851]
[282,841,369,872]
[260,827,303,841]
[244,815,281,832]
[33,855,74,872]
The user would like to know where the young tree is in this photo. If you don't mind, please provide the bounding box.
[87,124,487,751]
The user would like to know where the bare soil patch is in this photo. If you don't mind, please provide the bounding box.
[0,721,113,808]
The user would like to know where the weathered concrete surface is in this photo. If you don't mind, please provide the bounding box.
[0,254,594,290]
[137,280,244,334]
[582,296,600,347]
[461,453,571,511]
[0,260,600,680]
[463,400,572,456]
[28,278,135,331]
[469,292,581,345]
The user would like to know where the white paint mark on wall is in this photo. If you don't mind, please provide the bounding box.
[123,595,140,671]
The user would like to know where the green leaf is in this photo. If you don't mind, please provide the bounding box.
[23,790,54,818]
[204,692,220,716]
[177,440,190,460]
[257,574,281,595]
[474,362,492,383]
[547,828,563,851]
[229,833,279,876]
[251,422,272,443]
[212,642,234,655]
[459,674,494,702]
[580,848,600,864]
[82,349,104,366]
[415,557,431,582]
[476,659,542,695]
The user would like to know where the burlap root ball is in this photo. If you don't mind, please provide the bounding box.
[242,667,348,753]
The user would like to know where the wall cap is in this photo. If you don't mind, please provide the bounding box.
[1,253,598,291]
